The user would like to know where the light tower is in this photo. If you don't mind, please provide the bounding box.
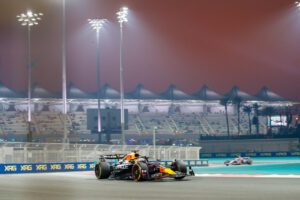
[117,7,128,145]
[88,18,107,137]
[17,10,43,142]
[62,0,68,143]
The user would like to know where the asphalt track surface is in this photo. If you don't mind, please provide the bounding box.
[1,171,300,200]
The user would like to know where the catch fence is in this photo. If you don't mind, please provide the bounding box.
[0,142,201,164]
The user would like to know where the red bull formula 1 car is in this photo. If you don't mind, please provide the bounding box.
[95,152,193,181]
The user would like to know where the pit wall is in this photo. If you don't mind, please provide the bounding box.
[200,151,300,158]
[199,138,299,153]
[0,160,208,174]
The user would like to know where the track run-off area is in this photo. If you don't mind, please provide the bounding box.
[1,157,300,200]
[194,156,300,178]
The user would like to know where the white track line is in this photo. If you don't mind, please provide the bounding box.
[195,174,300,178]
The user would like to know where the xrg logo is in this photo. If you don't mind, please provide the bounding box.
[4,165,17,172]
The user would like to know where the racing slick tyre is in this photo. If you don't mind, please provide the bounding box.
[132,162,149,181]
[95,162,111,179]
[172,160,187,179]
[224,160,230,166]
[247,159,253,165]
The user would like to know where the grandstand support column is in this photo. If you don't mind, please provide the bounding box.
[106,132,111,143]
[27,121,32,142]
[98,132,102,144]
[153,126,157,160]
[63,113,68,143]
[117,7,128,145]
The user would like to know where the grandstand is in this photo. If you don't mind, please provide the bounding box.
[0,111,270,137]
[0,81,298,143]
[0,111,27,134]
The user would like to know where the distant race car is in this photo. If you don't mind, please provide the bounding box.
[224,157,253,166]
[94,152,193,181]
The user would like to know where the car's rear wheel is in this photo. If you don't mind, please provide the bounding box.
[132,162,148,181]
[172,160,187,179]
[95,162,111,179]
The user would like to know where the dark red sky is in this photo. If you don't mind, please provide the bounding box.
[1,0,300,101]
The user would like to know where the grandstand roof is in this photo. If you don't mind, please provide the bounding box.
[0,81,24,98]
[0,80,293,103]
[32,83,61,98]
[193,85,224,101]
[101,83,120,99]
[255,86,289,102]
[161,84,194,100]
[67,83,95,99]
[225,86,258,101]
[127,84,163,100]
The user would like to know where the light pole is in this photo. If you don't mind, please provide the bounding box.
[62,0,68,143]
[17,10,43,142]
[88,18,107,137]
[117,7,128,145]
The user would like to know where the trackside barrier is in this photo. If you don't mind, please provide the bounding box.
[0,160,208,174]
[0,142,201,163]
[0,162,95,174]
[200,151,300,158]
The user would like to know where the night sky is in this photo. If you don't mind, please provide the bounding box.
[0,0,300,101]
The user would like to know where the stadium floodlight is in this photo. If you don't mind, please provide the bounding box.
[16,11,43,27]
[88,18,107,31]
[16,10,42,142]
[88,18,107,133]
[117,7,129,145]
[117,7,128,23]
[296,1,300,9]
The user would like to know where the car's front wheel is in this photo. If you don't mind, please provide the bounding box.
[132,162,148,181]
[224,160,230,166]
[172,160,187,179]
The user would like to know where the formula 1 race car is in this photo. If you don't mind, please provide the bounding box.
[94,152,193,181]
[224,157,253,166]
